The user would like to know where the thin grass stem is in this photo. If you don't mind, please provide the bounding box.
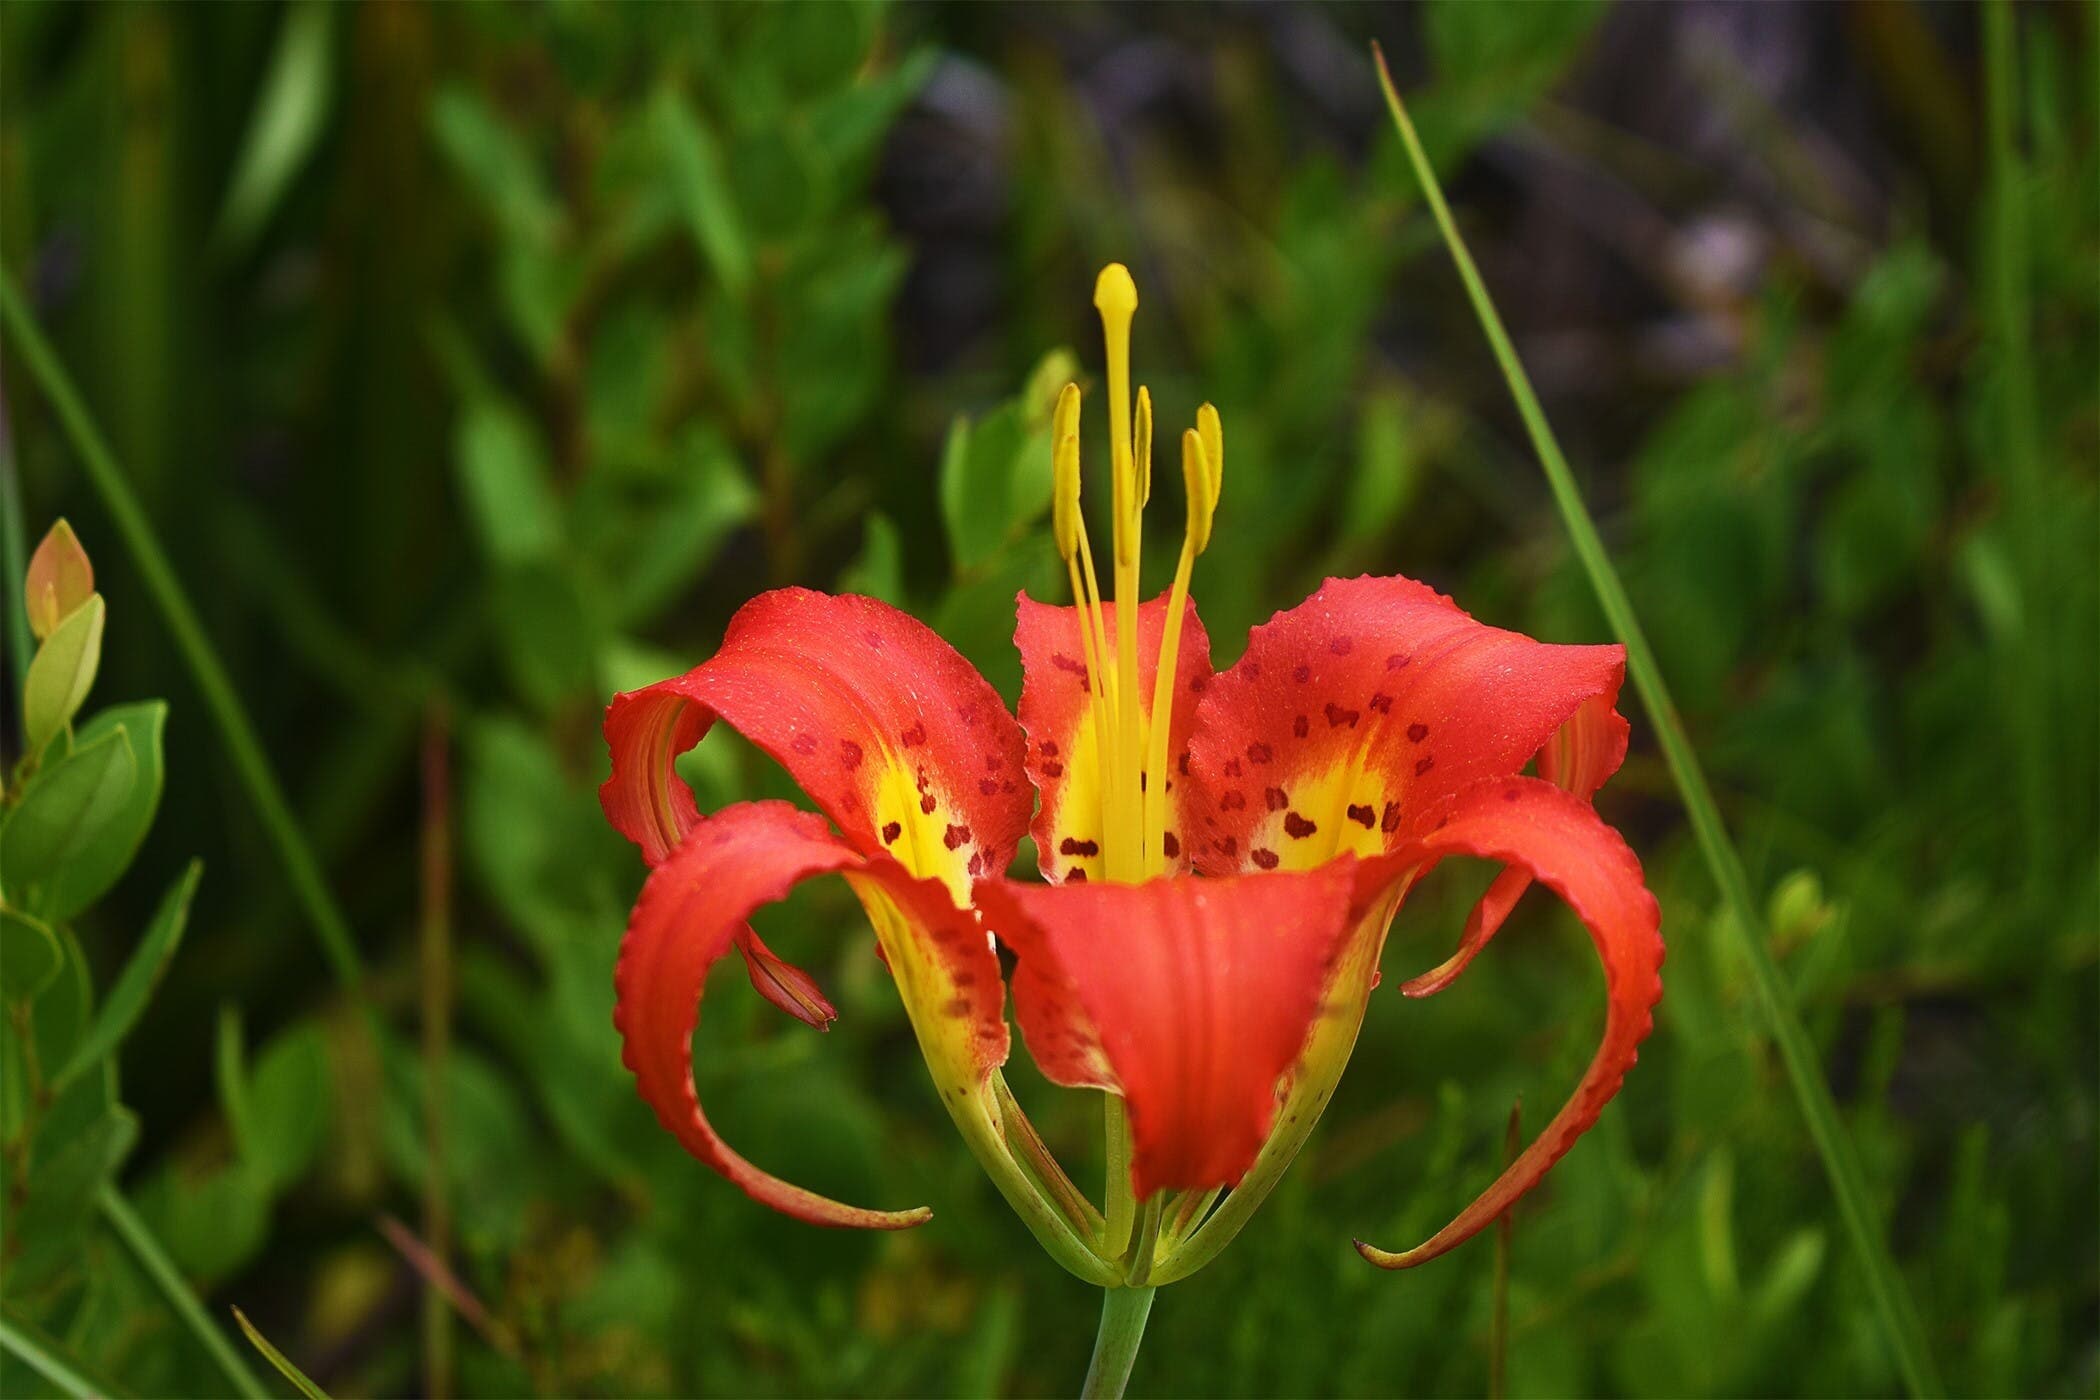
[1372,44,1943,1399]
[98,1184,270,1399]
[0,268,367,999]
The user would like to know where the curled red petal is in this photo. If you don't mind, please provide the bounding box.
[1014,590,1212,882]
[1186,575,1625,875]
[600,589,1029,897]
[1351,778,1664,1269]
[615,799,1004,1229]
[733,926,837,1030]
[977,863,1358,1199]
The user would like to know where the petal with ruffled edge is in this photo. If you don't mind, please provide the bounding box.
[615,800,1008,1228]
[1186,575,1626,878]
[977,863,1358,1199]
[1014,591,1212,883]
[601,588,1030,904]
[1353,777,1663,1269]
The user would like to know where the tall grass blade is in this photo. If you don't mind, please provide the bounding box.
[0,269,367,999]
[1371,44,1944,1399]
[0,1308,131,1399]
[99,1185,270,1399]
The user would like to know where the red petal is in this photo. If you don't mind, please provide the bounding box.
[1186,575,1625,875]
[615,800,1007,1229]
[977,864,1358,1198]
[1403,686,1632,996]
[1352,778,1664,1269]
[733,927,837,1029]
[601,589,1029,898]
[1014,591,1212,882]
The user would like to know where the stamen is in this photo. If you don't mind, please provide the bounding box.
[1094,264,1146,882]
[1142,422,1222,865]
[1052,383,1082,564]
[1135,386,1153,507]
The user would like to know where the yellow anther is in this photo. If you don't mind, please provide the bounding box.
[1135,385,1153,507]
[1197,402,1223,501]
[1051,382,1083,562]
[1181,429,1216,556]
[1094,264,1140,570]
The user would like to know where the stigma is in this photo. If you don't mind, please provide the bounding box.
[1054,264,1222,884]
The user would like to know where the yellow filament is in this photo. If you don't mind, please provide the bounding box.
[1093,265,1146,881]
[1142,426,1219,864]
[1054,264,1226,884]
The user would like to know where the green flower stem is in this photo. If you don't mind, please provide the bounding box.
[0,268,367,1000]
[0,1307,127,1400]
[1080,1285,1156,1400]
[1102,1093,1136,1257]
[1372,46,1943,1399]
[99,1184,270,1400]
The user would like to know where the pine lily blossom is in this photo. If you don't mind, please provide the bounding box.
[599,265,1663,1315]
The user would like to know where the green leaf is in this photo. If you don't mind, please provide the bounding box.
[0,908,63,1004]
[840,511,905,605]
[492,560,599,712]
[243,1024,331,1192]
[217,1004,256,1164]
[23,593,104,752]
[430,85,559,248]
[53,860,202,1089]
[653,86,750,297]
[456,398,563,567]
[0,726,138,912]
[213,1,334,256]
[44,701,168,920]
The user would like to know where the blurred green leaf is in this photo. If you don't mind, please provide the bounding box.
[1,727,137,913]
[654,86,750,297]
[6,1106,137,1289]
[456,398,563,568]
[431,85,559,248]
[22,594,104,753]
[53,860,201,1090]
[841,511,905,605]
[214,2,334,255]
[244,1024,331,1192]
[43,701,167,921]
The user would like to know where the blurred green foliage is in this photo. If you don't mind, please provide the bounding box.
[0,1,2094,1396]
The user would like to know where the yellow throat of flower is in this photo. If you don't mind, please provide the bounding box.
[1054,264,1223,884]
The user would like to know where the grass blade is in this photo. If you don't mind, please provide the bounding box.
[1371,43,1943,1399]
[0,268,367,1001]
[232,1306,332,1400]
[0,1308,133,1399]
[98,1184,271,1399]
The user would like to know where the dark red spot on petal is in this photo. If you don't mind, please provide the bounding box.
[1219,790,1247,811]
[1264,786,1289,812]
[1415,756,1436,777]
[1065,867,1089,883]
[1178,751,1191,775]
[1329,636,1353,656]
[1347,803,1376,828]
[1246,742,1272,765]
[839,739,863,769]
[1042,740,1060,757]
[1325,703,1360,729]
[920,794,938,814]
[1252,847,1281,870]
[984,752,1002,770]
[967,850,986,875]
[1162,832,1180,858]
[1283,811,1318,840]
[1244,662,1262,679]
[1051,652,1086,675]
[900,722,927,749]
[1368,692,1393,715]
[1189,675,1209,695]
[1407,722,1429,743]
[882,821,902,844]
[1042,760,1065,778]
[980,779,999,795]
[1380,802,1402,834]
[957,703,980,727]
[1216,836,1239,857]
[1505,786,1523,802]
[1293,664,1312,684]
[1059,837,1101,857]
[1293,714,1309,739]
[1386,652,1411,670]
[942,996,973,1018]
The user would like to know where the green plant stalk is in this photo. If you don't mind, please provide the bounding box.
[1372,46,1944,1399]
[1080,1285,1156,1400]
[0,268,366,998]
[1981,0,2051,896]
[0,1308,127,1399]
[98,1184,270,1399]
[0,402,32,704]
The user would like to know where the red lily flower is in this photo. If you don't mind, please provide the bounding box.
[600,265,1662,1286]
